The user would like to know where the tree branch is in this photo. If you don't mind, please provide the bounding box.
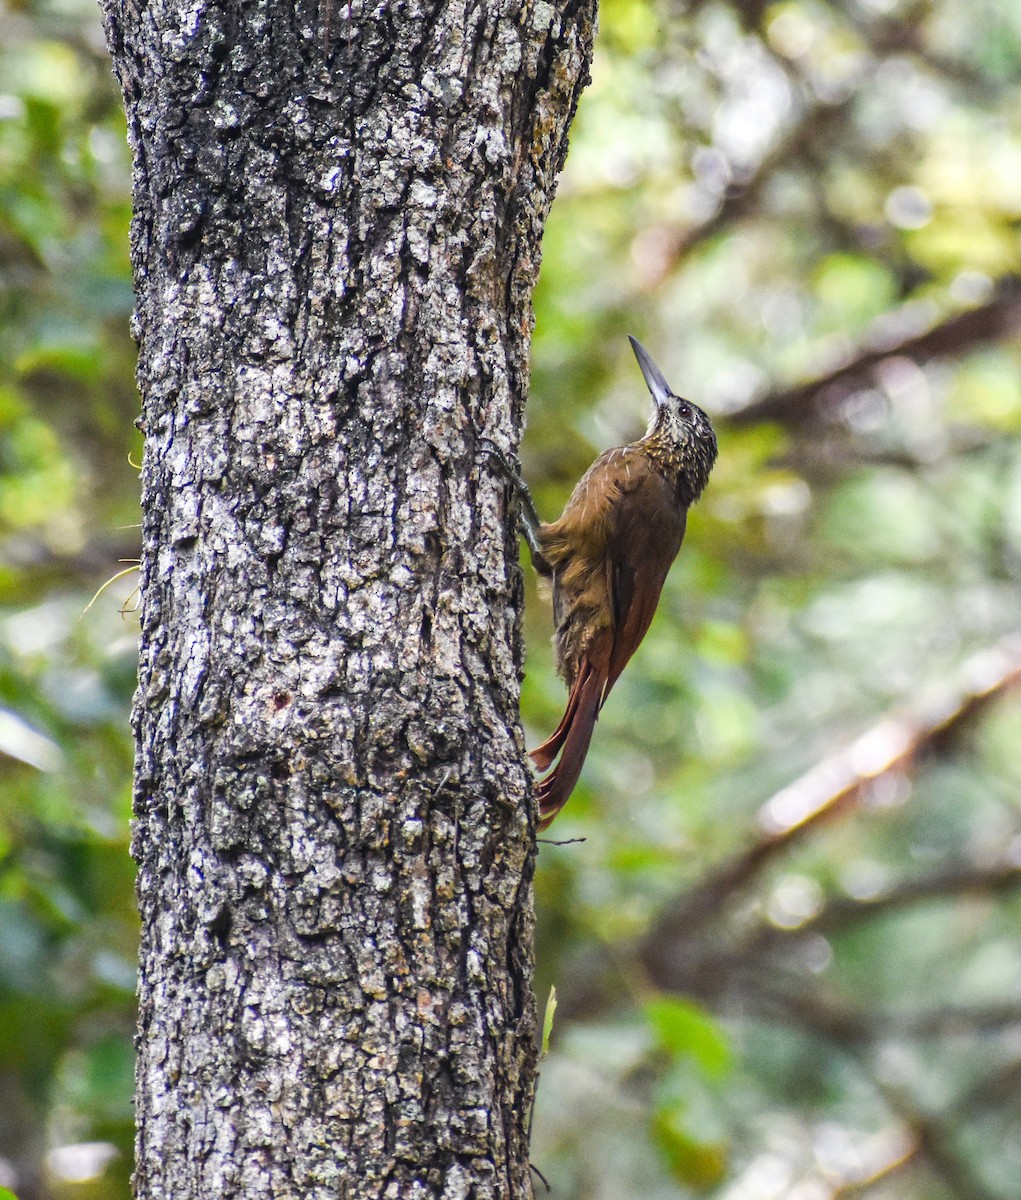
[729,278,1021,427]
[744,981,1021,1043]
[643,98,853,280]
[640,633,1021,971]
[829,1133,918,1199]
[874,1082,1003,1200]
[741,855,1021,953]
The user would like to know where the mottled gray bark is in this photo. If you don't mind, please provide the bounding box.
[99,1,595,1196]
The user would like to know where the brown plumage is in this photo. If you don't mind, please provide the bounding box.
[527,337,718,828]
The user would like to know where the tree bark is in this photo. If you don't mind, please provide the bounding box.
[100,1,595,1196]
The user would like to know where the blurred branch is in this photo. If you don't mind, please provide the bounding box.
[749,993,1016,1199]
[647,100,852,279]
[835,0,1010,98]
[832,1042,1021,1200]
[829,1135,918,1198]
[557,635,1021,1024]
[951,1056,1021,1117]
[775,1040,1018,1200]
[640,633,1021,978]
[898,1003,1021,1038]
[748,854,1021,950]
[663,855,1021,1028]
[0,532,141,583]
[751,982,1021,1043]
[729,278,1021,427]
[809,857,1021,932]
[873,1082,1004,1200]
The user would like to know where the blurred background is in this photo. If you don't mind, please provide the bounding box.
[2,0,1021,1196]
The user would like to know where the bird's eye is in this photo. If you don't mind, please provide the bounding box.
[676,401,692,419]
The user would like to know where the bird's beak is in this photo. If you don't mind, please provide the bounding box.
[628,336,673,408]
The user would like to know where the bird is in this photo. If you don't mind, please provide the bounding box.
[511,336,718,829]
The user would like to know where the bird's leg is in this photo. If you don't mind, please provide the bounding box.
[481,440,552,576]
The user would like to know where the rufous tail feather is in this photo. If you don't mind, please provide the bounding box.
[533,660,605,830]
[529,670,588,772]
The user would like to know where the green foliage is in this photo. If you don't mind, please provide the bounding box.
[528,0,1021,1197]
[650,1104,728,1192]
[645,997,732,1082]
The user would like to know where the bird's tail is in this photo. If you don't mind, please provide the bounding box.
[530,658,605,829]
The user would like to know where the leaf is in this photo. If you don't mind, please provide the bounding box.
[651,1105,728,1191]
[540,984,558,1058]
[645,996,732,1080]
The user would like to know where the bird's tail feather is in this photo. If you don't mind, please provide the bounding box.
[531,660,604,829]
[529,673,586,773]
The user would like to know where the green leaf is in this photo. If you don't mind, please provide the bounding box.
[645,997,732,1080]
[540,984,558,1058]
[0,1185,21,1199]
[651,1104,728,1191]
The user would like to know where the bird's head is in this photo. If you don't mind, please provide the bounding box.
[629,335,718,502]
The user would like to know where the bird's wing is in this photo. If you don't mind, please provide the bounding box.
[602,466,687,701]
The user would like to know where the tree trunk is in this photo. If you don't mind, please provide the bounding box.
[99,1,595,1195]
